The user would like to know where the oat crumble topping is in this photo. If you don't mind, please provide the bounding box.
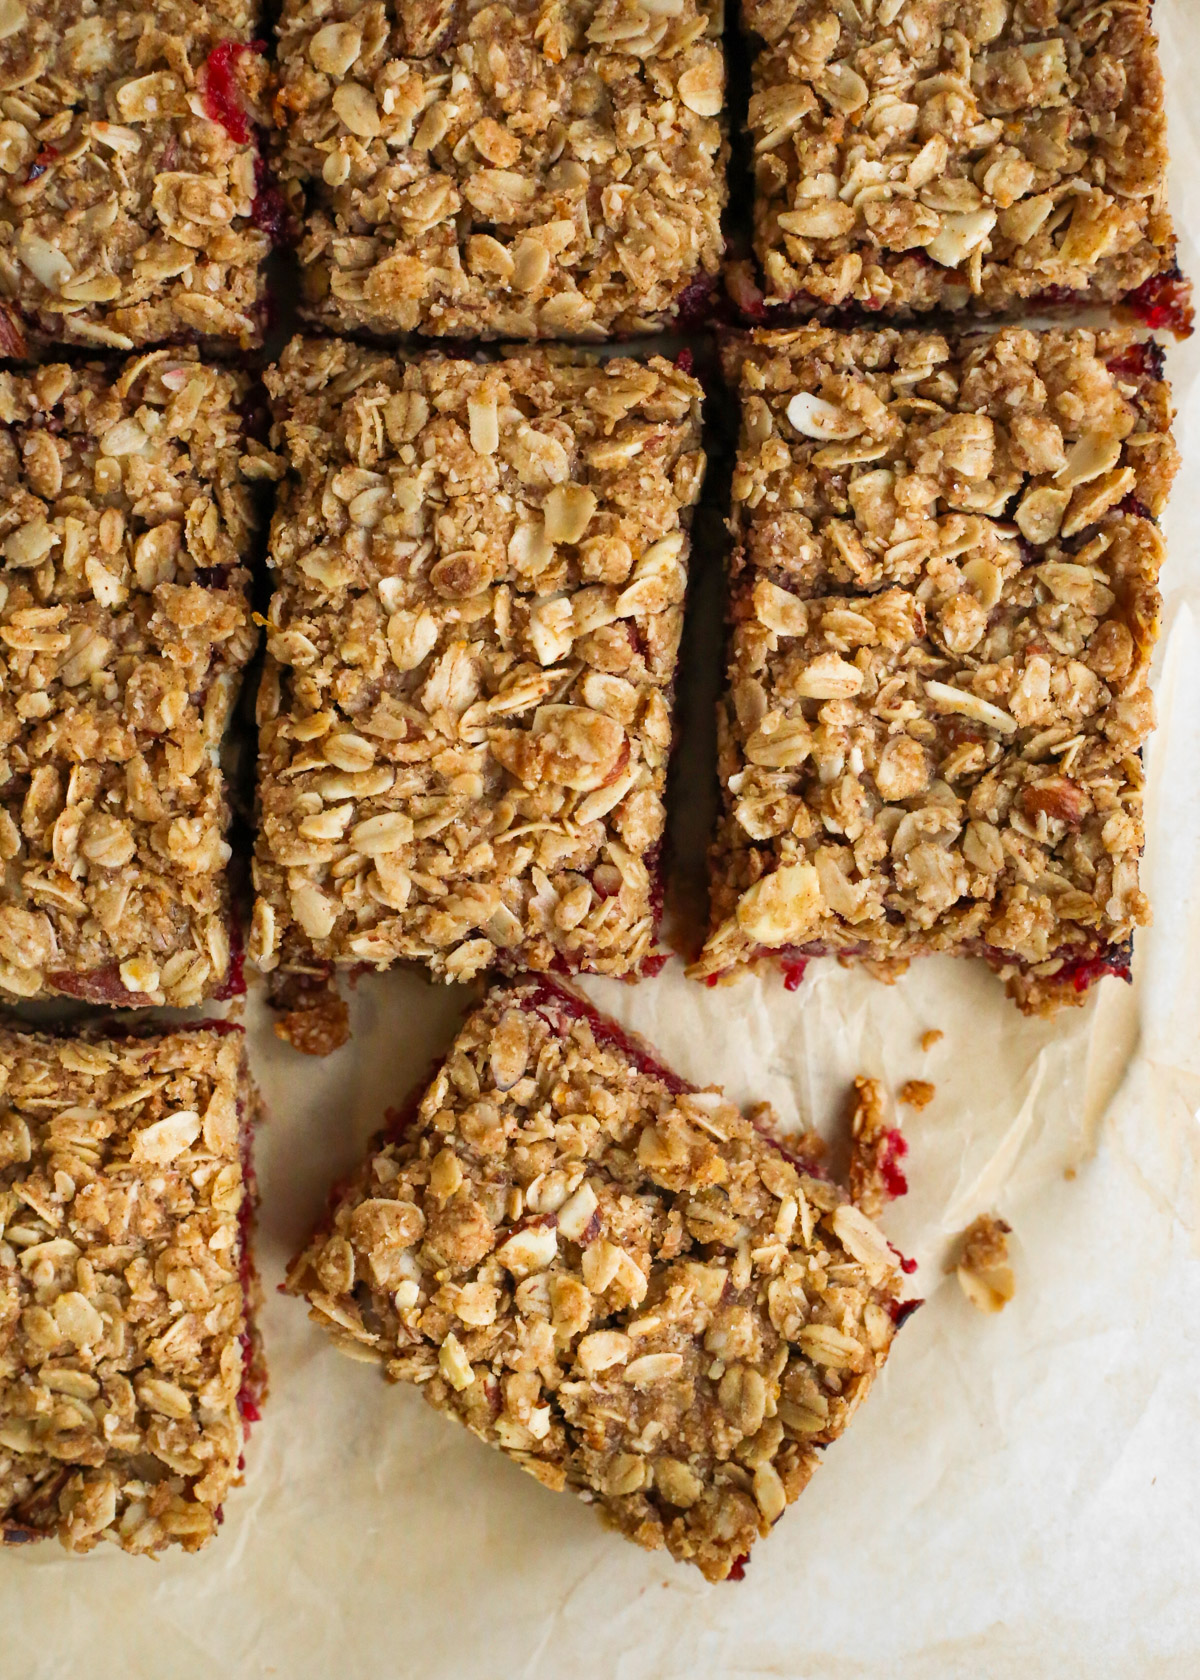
[746,0,1180,316]
[273,0,728,339]
[286,976,904,1580]
[951,1210,1013,1312]
[0,0,272,353]
[0,1024,259,1555]
[252,336,704,986]
[0,353,277,1007]
[692,327,1174,1013]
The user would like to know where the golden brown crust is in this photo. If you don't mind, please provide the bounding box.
[0,354,278,1006]
[274,0,728,340]
[692,326,1172,1011]
[286,977,903,1581]
[747,0,1180,316]
[0,1024,257,1555]
[252,337,705,985]
[0,0,271,351]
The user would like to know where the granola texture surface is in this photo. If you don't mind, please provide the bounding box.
[0,1025,256,1555]
[274,0,728,339]
[0,353,275,1007]
[747,0,1178,315]
[0,0,271,353]
[286,977,903,1581]
[693,327,1173,1010]
[252,337,704,985]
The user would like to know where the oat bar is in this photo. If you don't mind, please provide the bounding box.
[747,0,1184,320]
[0,1023,262,1555]
[286,975,905,1581]
[692,327,1174,1013]
[726,325,1176,599]
[0,354,276,1007]
[0,0,272,354]
[251,336,704,986]
[274,0,727,340]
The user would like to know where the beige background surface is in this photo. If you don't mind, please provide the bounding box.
[8,2,1200,1671]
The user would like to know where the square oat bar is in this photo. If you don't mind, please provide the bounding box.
[0,354,274,1007]
[251,337,704,985]
[0,1023,262,1555]
[747,0,1184,320]
[273,0,727,339]
[286,976,904,1581]
[691,327,1174,1013]
[0,0,272,354]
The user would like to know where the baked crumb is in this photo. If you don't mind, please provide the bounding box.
[847,1075,906,1221]
[287,975,905,1582]
[919,1029,944,1053]
[0,0,273,352]
[899,1080,935,1111]
[951,1213,1014,1314]
[690,326,1174,1014]
[274,0,728,339]
[0,354,278,1007]
[746,0,1184,321]
[253,337,704,987]
[0,1023,261,1554]
[267,969,351,1058]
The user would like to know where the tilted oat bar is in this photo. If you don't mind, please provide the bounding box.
[747,0,1185,321]
[0,1023,263,1555]
[274,0,727,339]
[0,0,272,354]
[286,976,905,1581]
[692,327,1174,1013]
[252,337,704,985]
[0,354,276,1007]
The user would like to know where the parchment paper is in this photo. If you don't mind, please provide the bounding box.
[9,6,1200,1671]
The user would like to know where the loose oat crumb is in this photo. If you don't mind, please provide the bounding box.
[920,1030,944,1054]
[267,970,351,1058]
[286,976,904,1582]
[847,1075,906,1221]
[951,1214,1014,1315]
[899,1080,936,1112]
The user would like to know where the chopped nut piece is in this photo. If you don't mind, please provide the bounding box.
[899,1081,936,1112]
[275,0,728,339]
[747,0,1185,320]
[255,339,704,988]
[0,1024,262,1554]
[0,0,271,352]
[919,1030,944,1053]
[0,354,276,1006]
[286,976,905,1582]
[952,1214,1014,1315]
[692,328,1173,1015]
